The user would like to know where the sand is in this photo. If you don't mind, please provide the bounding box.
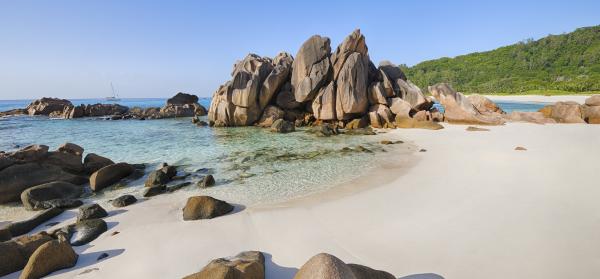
[4,100,600,278]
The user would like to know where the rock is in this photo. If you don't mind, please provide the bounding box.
[198,175,215,188]
[89,163,135,192]
[291,35,332,102]
[345,127,376,135]
[62,105,84,118]
[77,203,108,222]
[97,252,109,261]
[396,79,429,110]
[10,144,49,162]
[182,196,234,220]
[539,101,585,123]
[37,199,82,210]
[145,169,170,187]
[466,126,490,131]
[276,82,303,110]
[395,116,444,130]
[294,253,356,279]
[312,82,337,120]
[0,108,28,117]
[581,104,600,124]
[0,162,87,204]
[309,124,338,137]
[505,111,556,124]
[468,94,504,114]
[183,251,265,279]
[43,151,84,173]
[271,119,295,133]
[260,58,292,110]
[111,195,137,208]
[167,182,192,193]
[19,240,78,279]
[166,92,199,105]
[368,104,394,128]
[336,53,369,120]
[515,146,527,151]
[387,97,414,118]
[20,181,83,210]
[429,83,504,125]
[346,117,369,129]
[60,219,108,246]
[83,153,115,174]
[331,29,368,80]
[378,60,407,83]
[143,185,167,197]
[26,98,73,116]
[367,82,389,105]
[0,232,53,277]
[0,228,11,241]
[57,143,84,156]
[3,207,64,237]
[256,105,284,127]
[585,95,600,106]
[347,264,395,279]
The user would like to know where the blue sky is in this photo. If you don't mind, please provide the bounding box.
[0,0,598,99]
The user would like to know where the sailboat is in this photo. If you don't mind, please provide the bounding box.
[105,82,121,101]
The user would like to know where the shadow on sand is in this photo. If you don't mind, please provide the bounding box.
[263,252,299,279]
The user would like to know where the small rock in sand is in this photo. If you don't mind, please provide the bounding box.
[182,196,234,221]
[515,146,527,151]
[198,175,216,188]
[77,203,108,222]
[111,194,137,208]
[466,126,490,131]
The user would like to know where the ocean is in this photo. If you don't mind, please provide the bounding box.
[0,98,547,221]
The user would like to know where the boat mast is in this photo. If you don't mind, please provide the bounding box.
[110,82,117,98]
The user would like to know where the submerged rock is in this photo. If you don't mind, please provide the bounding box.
[197,175,215,188]
[270,119,295,133]
[183,251,265,279]
[182,196,234,221]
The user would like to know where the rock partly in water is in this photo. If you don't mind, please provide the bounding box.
[182,196,234,221]
[505,111,556,124]
[83,153,115,174]
[58,219,108,246]
[111,195,137,208]
[197,175,215,188]
[77,203,108,222]
[19,240,78,279]
[89,163,135,192]
[26,98,73,116]
[270,119,295,133]
[538,101,585,123]
[143,185,167,197]
[183,251,265,279]
[20,181,83,210]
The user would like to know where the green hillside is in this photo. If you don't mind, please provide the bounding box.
[403,25,600,94]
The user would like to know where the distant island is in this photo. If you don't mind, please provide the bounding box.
[403,25,600,95]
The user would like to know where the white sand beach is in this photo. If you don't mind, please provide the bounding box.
[5,118,594,279]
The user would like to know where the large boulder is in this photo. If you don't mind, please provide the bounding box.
[167,92,199,105]
[291,35,332,103]
[0,232,53,277]
[294,253,356,279]
[331,29,368,80]
[429,83,504,125]
[26,98,73,116]
[43,151,84,173]
[312,82,337,120]
[20,181,83,210]
[468,94,504,114]
[0,163,87,204]
[183,251,265,279]
[84,103,129,117]
[10,144,49,162]
[538,101,585,123]
[182,196,234,220]
[582,105,600,124]
[585,95,600,106]
[367,82,390,105]
[89,162,135,192]
[505,111,556,124]
[57,143,83,156]
[387,97,414,118]
[259,52,293,110]
[368,104,394,128]
[19,240,78,279]
[378,61,407,83]
[396,79,429,110]
[83,153,114,174]
[335,53,369,120]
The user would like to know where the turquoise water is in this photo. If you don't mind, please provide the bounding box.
[432,100,548,113]
[0,98,411,221]
[0,98,212,112]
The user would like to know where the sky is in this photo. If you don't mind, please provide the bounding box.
[0,0,599,100]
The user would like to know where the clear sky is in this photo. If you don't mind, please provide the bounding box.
[1,0,598,100]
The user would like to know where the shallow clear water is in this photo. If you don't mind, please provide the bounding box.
[0,98,408,221]
[432,100,548,113]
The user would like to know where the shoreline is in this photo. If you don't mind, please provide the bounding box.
[484,94,590,103]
